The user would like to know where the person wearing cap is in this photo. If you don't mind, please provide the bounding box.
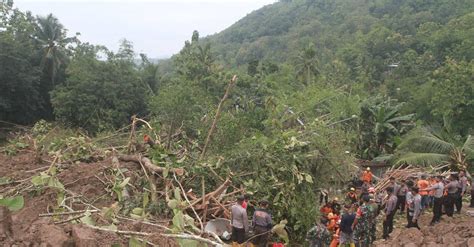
[422,176,444,225]
[456,170,468,213]
[231,195,249,245]
[346,187,358,204]
[251,200,272,247]
[407,187,421,229]
[306,217,331,247]
[382,187,398,240]
[444,174,459,217]
[361,167,373,184]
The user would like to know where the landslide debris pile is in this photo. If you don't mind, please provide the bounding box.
[374,210,474,247]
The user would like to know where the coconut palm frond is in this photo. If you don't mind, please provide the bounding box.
[396,152,450,167]
[386,113,414,123]
[398,132,454,154]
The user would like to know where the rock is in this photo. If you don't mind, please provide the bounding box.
[0,206,12,241]
[467,238,474,247]
[37,224,70,247]
[403,243,418,247]
[442,232,456,244]
[422,242,444,247]
[72,226,97,247]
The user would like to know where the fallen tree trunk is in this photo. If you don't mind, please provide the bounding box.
[118,155,185,176]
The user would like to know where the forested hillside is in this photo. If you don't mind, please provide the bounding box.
[1,0,474,243]
[206,0,474,136]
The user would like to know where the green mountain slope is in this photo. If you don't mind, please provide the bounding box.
[207,0,474,66]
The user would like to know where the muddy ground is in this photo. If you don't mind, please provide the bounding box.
[0,151,175,247]
[1,150,473,246]
[373,204,474,247]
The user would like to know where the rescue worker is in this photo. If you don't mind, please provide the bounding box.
[242,194,250,209]
[456,170,468,213]
[231,195,249,245]
[407,187,421,229]
[396,180,409,214]
[404,180,415,227]
[339,204,356,247]
[353,195,372,247]
[368,194,379,244]
[422,175,444,225]
[346,187,358,204]
[143,134,155,147]
[382,187,397,240]
[320,202,333,217]
[470,181,474,208]
[320,188,329,205]
[330,197,341,215]
[251,200,272,247]
[306,217,331,247]
[417,175,430,209]
[361,167,373,184]
[444,174,459,217]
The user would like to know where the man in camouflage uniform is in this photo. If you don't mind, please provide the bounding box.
[368,195,379,244]
[306,217,331,247]
[353,195,372,247]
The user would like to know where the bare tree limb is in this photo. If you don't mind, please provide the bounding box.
[200,75,237,159]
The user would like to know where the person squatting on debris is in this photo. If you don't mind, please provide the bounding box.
[444,174,459,217]
[456,170,468,213]
[407,187,421,229]
[382,187,397,240]
[251,200,273,247]
[422,175,444,225]
[231,195,249,245]
[306,217,331,247]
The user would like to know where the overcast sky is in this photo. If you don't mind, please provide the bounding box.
[14,0,276,58]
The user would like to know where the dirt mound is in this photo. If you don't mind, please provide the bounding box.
[0,151,175,246]
[374,209,474,247]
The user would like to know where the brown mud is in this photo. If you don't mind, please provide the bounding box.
[0,151,175,246]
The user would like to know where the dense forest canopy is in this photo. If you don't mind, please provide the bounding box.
[1,0,474,241]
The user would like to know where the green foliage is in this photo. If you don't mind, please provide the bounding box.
[51,42,148,134]
[396,127,473,170]
[0,195,24,211]
[357,97,414,159]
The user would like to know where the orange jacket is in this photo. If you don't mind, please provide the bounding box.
[418,180,429,196]
[361,171,373,183]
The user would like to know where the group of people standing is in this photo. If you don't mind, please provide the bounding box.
[308,167,380,247]
[306,167,472,247]
[230,195,273,247]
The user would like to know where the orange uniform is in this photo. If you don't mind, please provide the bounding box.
[418,179,429,196]
[361,171,373,183]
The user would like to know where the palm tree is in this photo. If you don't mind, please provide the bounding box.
[34,14,76,84]
[295,43,319,85]
[396,128,474,171]
[358,97,414,159]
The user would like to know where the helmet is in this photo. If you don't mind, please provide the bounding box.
[366,167,371,171]
[350,187,355,191]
